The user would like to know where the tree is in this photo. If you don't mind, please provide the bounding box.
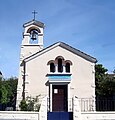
[95,65,115,111]
[4,77,18,106]
[0,77,18,110]
[97,75,115,97]
[95,64,115,98]
[0,77,2,103]
[1,85,8,104]
[95,64,108,97]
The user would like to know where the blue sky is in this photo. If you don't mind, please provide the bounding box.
[0,0,115,78]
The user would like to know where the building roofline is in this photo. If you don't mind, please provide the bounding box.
[23,19,45,28]
[24,42,97,63]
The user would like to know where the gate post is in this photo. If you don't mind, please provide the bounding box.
[39,96,48,120]
[73,96,82,120]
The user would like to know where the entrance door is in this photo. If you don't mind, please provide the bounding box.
[52,85,68,111]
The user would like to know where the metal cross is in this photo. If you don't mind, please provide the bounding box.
[32,10,38,20]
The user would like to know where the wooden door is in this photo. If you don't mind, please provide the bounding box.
[52,85,68,111]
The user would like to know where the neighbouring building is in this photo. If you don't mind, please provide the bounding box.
[16,18,97,117]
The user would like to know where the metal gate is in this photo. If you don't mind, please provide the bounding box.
[47,112,73,120]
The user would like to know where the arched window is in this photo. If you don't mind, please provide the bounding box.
[58,58,63,72]
[50,63,55,72]
[65,63,70,73]
[48,58,72,73]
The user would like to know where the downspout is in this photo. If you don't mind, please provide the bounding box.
[22,60,26,100]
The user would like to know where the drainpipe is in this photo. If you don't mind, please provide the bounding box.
[22,60,26,100]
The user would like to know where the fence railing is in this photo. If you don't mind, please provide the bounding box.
[47,97,95,112]
[79,98,115,111]
[2,97,115,112]
[96,98,115,111]
[78,98,95,112]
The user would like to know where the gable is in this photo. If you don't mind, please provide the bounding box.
[24,42,97,63]
[23,20,45,28]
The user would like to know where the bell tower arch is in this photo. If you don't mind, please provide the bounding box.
[21,19,45,59]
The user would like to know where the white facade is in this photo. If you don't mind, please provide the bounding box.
[16,19,97,111]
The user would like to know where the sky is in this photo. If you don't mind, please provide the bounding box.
[0,0,115,78]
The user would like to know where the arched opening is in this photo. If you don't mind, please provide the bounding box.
[50,63,55,73]
[48,58,72,73]
[27,27,41,33]
[58,58,63,72]
[65,63,70,73]
[29,29,39,44]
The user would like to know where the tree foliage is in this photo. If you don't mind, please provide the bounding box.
[0,77,18,110]
[19,100,28,111]
[95,64,115,98]
[19,95,41,111]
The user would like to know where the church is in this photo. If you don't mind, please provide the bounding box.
[16,17,97,117]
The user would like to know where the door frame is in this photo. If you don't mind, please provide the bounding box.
[52,85,68,111]
[49,83,70,112]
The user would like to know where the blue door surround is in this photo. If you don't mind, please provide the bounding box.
[47,112,73,120]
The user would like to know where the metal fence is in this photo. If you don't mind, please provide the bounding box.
[96,98,115,111]
[0,103,16,111]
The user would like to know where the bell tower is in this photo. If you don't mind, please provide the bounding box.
[16,17,45,110]
[21,19,45,59]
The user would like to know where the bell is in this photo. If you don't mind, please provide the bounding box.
[31,30,37,40]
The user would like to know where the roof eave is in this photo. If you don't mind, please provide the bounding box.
[23,20,45,28]
[59,42,97,63]
[24,42,97,63]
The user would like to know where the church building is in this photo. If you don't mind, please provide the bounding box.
[16,18,97,115]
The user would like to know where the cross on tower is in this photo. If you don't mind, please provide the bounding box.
[32,10,38,20]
